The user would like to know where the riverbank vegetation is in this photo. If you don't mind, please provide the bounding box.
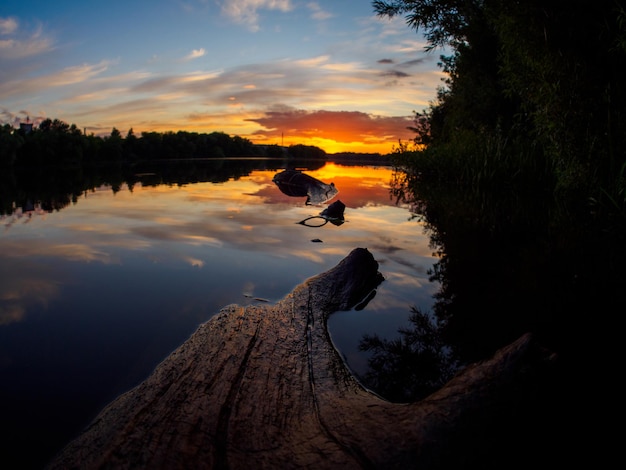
[375,0,626,225]
[354,1,626,407]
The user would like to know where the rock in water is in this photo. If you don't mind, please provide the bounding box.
[272,170,338,204]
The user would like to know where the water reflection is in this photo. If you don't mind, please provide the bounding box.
[0,159,438,469]
[381,168,624,467]
[0,259,61,326]
[297,200,346,227]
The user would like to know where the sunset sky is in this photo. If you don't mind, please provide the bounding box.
[0,1,446,154]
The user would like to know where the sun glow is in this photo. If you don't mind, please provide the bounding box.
[306,162,393,182]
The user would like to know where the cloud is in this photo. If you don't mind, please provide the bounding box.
[0,258,61,326]
[398,58,426,67]
[46,61,112,87]
[0,5,443,154]
[0,60,111,99]
[0,16,18,35]
[306,2,332,21]
[183,48,206,61]
[35,46,435,148]
[0,22,54,60]
[220,0,293,31]
[246,108,414,144]
[381,70,410,78]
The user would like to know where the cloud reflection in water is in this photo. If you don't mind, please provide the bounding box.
[0,162,440,468]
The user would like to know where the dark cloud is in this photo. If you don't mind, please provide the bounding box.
[377,58,394,64]
[0,108,46,127]
[398,58,426,68]
[381,70,410,78]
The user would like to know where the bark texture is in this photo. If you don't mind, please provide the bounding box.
[47,248,556,469]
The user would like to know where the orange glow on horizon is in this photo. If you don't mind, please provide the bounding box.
[245,108,416,155]
[250,135,406,155]
[86,106,417,155]
[92,121,408,155]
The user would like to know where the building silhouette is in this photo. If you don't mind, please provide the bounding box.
[20,116,33,134]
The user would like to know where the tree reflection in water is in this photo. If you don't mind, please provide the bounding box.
[354,166,623,466]
[359,306,459,402]
[361,167,624,407]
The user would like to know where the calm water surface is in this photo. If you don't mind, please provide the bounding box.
[0,161,438,468]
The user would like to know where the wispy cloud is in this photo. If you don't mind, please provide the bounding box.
[27,48,436,149]
[0,5,443,153]
[0,17,54,60]
[183,48,206,61]
[293,54,329,67]
[381,70,410,78]
[306,2,332,21]
[0,16,18,34]
[0,60,111,99]
[220,0,293,31]
[45,61,112,87]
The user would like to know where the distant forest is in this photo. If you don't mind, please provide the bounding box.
[0,118,386,167]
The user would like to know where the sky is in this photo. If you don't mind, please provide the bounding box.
[0,0,446,154]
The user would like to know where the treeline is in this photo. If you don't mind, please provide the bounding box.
[0,158,301,216]
[0,118,329,166]
[376,0,626,218]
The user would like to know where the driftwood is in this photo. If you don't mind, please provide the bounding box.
[47,248,557,469]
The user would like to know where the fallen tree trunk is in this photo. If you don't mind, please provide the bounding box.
[47,248,557,469]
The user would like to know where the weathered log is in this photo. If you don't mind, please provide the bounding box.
[47,248,556,469]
